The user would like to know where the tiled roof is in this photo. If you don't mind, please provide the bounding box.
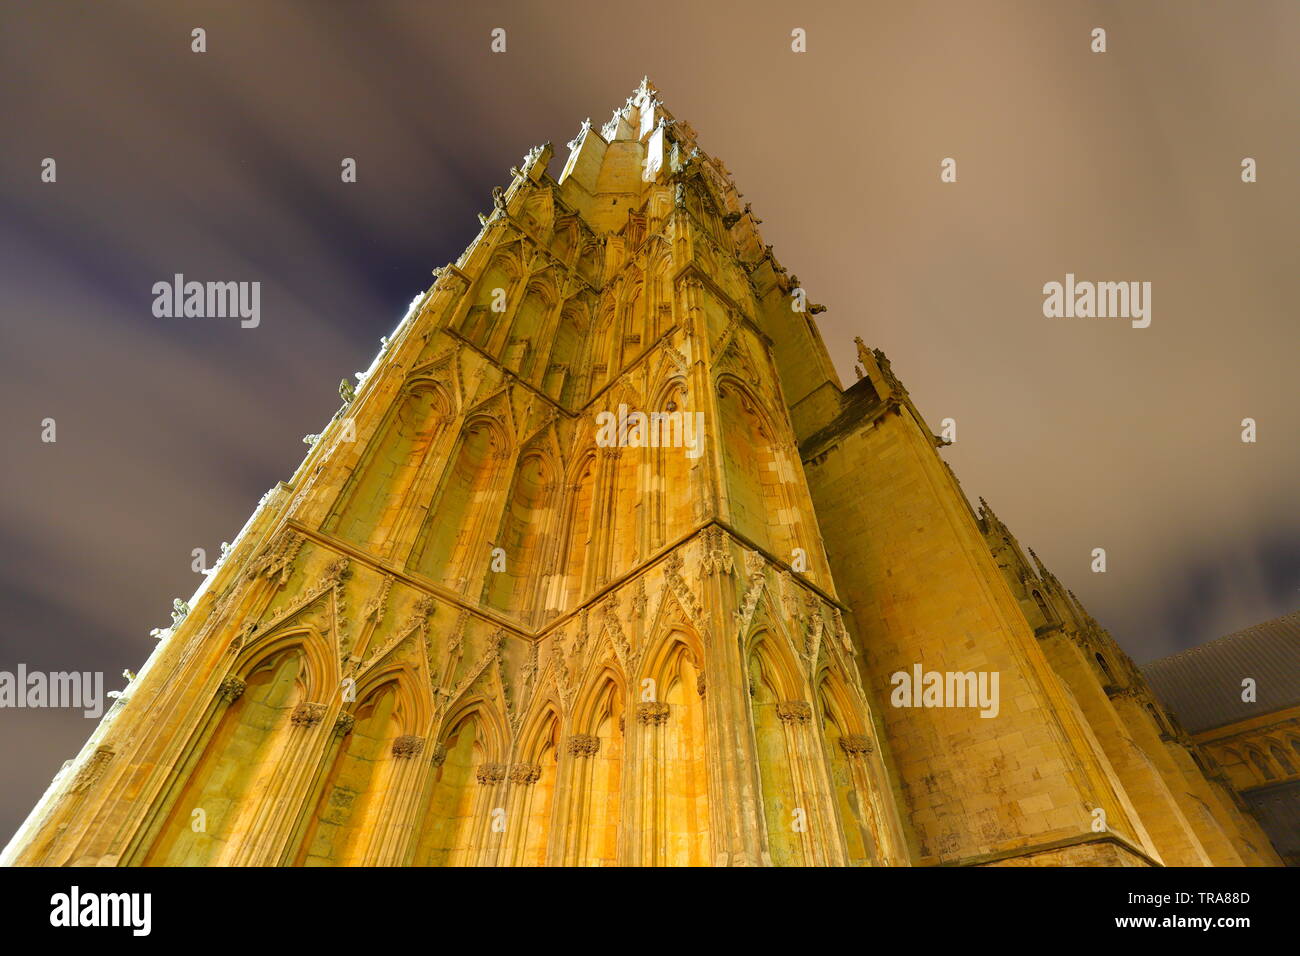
[1141,610,1300,734]
[1243,785,1300,861]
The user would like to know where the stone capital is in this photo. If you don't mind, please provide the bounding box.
[567,733,600,757]
[291,702,328,727]
[508,763,542,785]
[839,734,874,756]
[637,701,670,724]
[392,735,426,759]
[775,700,812,724]
[217,676,246,703]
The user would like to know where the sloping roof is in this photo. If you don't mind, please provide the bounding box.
[1243,785,1300,862]
[1141,610,1300,734]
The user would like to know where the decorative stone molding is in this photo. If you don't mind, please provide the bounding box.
[476,763,507,785]
[247,529,305,584]
[567,734,600,757]
[333,713,355,737]
[291,702,328,727]
[430,744,447,767]
[665,344,689,372]
[839,735,874,756]
[631,577,648,619]
[228,620,258,654]
[217,676,246,703]
[70,747,114,794]
[733,551,766,637]
[776,700,812,724]
[802,606,825,665]
[637,701,670,724]
[697,673,707,697]
[361,575,395,625]
[700,526,734,576]
[602,594,638,674]
[392,735,426,759]
[362,592,435,675]
[321,557,351,588]
[508,763,542,785]
[259,556,352,637]
[444,628,506,709]
[777,570,800,621]
[574,610,590,657]
[830,608,856,659]
[872,346,905,395]
[551,633,574,712]
[662,549,708,639]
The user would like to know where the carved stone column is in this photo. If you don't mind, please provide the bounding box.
[360,735,432,866]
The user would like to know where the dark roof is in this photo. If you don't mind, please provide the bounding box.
[1243,785,1300,861]
[1141,610,1300,734]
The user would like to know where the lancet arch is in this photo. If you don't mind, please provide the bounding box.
[716,375,797,562]
[645,372,693,548]
[324,379,454,554]
[508,703,563,866]
[409,414,513,589]
[558,449,599,612]
[816,666,880,866]
[635,629,710,865]
[413,697,508,866]
[502,272,560,376]
[747,627,810,866]
[484,446,558,619]
[543,297,591,403]
[562,666,627,865]
[292,670,420,865]
[459,246,524,348]
[139,642,312,865]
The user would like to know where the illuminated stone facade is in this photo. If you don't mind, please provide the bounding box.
[3,81,1282,867]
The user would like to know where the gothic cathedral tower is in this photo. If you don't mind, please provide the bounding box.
[4,80,1279,867]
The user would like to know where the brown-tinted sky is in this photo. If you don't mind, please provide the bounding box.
[0,0,1295,839]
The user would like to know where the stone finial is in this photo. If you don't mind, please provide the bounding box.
[854,336,871,368]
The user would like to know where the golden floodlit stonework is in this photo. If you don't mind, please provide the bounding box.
[3,80,1283,867]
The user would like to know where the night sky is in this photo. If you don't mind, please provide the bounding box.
[1,1,1296,840]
